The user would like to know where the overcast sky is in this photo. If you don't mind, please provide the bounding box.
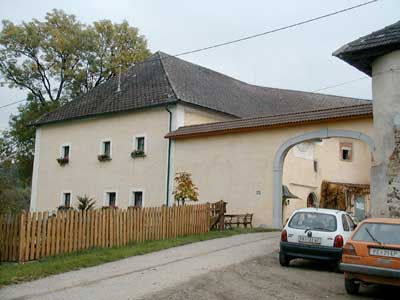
[0,0,399,129]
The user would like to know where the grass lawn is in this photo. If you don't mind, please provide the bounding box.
[0,227,276,287]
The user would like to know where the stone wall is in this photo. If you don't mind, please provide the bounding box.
[387,126,400,217]
[371,50,400,217]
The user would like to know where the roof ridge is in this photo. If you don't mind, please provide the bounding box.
[152,51,370,102]
[256,85,371,102]
[157,51,179,100]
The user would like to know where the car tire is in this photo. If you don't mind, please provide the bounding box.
[279,252,291,267]
[344,278,360,295]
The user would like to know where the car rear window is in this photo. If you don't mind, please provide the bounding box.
[288,212,337,232]
[353,223,400,245]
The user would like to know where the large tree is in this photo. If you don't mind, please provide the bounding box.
[0,10,151,212]
[0,9,151,103]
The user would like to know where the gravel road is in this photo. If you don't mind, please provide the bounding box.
[141,253,400,300]
[0,232,279,300]
[2,231,398,300]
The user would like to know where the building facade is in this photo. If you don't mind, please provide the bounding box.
[30,47,379,227]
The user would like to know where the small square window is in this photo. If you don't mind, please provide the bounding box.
[342,149,350,160]
[102,141,111,157]
[62,192,71,207]
[62,145,70,159]
[133,191,143,207]
[340,142,353,161]
[136,137,145,152]
[106,192,116,207]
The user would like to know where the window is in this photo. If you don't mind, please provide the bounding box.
[61,145,70,159]
[57,144,71,165]
[61,192,71,207]
[342,214,350,231]
[346,215,356,231]
[105,191,117,207]
[102,141,111,157]
[131,191,143,207]
[136,137,145,152]
[98,140,112,161]
[353,223,400,244]
[340,142,353,161]
[289,212,337,232]
[131,135,146,158]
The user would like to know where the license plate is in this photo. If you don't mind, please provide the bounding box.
[370,248,400,258]
[299,236,321,244]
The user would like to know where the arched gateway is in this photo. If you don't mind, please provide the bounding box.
[272,128,375,228]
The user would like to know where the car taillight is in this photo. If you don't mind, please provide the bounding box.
[343,243,357,255]
[334,234,344,248]
[281,229,288,242]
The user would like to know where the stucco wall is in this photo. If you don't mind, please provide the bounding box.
[31,104,235,212]
[173,118,374,227]
[33,107,171,211]
[282,138,371,220]
[183,106,235,126]
[371,50,400,217]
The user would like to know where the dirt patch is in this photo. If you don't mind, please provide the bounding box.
[140,252,399,300]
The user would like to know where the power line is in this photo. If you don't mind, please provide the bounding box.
[312,67,400,93]
[313,76,369,93]
[173,0,379,57]
[0,98,27,109]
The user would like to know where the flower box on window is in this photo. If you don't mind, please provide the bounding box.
[58,205,73,211]
[131,150,146,158]
[98,154,111,162]
[102,205,118,210]
[128,205,142,210]
[56,157,69,165]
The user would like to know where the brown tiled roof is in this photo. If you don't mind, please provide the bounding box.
[166,103,373,139]
[333,20,400,75]
[35,52,370,125]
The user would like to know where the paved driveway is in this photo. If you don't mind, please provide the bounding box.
[0,232,279,300]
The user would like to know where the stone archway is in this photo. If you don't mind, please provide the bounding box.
[272,128,375,228]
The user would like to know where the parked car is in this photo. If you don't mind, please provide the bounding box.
[280,208,356,266]
[340,218,400,294]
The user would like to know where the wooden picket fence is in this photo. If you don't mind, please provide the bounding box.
[0,203,210,262]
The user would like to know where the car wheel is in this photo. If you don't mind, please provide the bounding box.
[279,252,291,267]
[344,278,360,295]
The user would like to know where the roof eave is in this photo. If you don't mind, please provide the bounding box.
[333,44,400,76]
[33,99,179,127]
[165,105,373,140]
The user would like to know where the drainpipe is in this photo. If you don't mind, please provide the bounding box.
[165,106,173,206]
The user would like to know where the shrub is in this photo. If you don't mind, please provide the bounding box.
[77,195,96,211]
[173,172,199,206]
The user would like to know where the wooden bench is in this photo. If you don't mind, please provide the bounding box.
[224,214,253,229]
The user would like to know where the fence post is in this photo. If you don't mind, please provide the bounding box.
[218,201,225,230]
[18,211,26,263]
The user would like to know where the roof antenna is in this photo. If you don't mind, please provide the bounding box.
[116,64,122,93]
